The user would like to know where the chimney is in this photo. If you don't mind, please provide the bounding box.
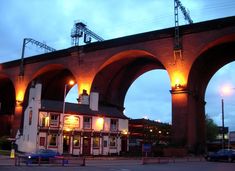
[78,89,89,105]
[89,92,99,111]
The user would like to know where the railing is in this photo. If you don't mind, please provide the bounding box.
[15,155,86,167]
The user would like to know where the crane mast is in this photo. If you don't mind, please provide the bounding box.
[174,0,193,62]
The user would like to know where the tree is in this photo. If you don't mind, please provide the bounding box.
[205,114,219,142]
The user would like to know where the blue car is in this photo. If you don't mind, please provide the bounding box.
[205,149,235,162]
[24,149,60,163]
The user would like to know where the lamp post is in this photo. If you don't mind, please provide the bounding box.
[220,85,234,149]
[63,80,75,115]
[221,98,225,150]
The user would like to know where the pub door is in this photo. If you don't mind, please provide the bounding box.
[82,136,91,155]
[63,135,70,154]
[121,138,127,152]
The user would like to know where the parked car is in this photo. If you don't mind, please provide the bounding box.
[205,149,235,162]
[23,149,60,163]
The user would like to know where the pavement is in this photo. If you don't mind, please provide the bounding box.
[0,154,205,166]
[0,155,15,166]
[1,154,235,171]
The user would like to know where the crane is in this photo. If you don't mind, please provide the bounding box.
[174,0,193,63]
[71,21,104,46]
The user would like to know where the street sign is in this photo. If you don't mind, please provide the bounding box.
[142,144,151,152]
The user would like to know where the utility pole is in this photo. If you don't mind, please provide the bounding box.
[19,38,56,76]
[221,98,225,149]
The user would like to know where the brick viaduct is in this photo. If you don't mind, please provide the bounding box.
[1,16,235,152]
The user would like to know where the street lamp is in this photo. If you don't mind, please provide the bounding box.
[220,85,234,149]
[221,97,225,150]
[63,80,75,115]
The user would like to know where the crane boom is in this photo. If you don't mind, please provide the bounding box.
[71,21,104,46]
[175,0,193,24]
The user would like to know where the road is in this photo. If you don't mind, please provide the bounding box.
[0,158,234,171]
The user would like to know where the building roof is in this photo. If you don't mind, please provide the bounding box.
[129,118,171,126]
[40,99,128,119]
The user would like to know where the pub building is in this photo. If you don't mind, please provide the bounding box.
[16,83,129,156]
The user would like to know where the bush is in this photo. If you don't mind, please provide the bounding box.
[0,136,12,150]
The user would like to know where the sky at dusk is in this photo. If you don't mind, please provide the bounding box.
[0,0,235,131]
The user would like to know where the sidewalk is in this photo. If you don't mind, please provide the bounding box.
[0,154,206,167]
[0,155,15,166]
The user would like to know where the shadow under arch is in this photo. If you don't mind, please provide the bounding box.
[188,41,235,102]
[0,75,15,115]
[24,64,76,103]
[91,50,169,111]
[19,64,76,131]
[0,75,15,136]
[187,41,235,152]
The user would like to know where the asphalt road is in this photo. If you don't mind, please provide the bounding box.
[0,159,235,171]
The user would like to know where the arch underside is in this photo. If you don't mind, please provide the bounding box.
[24,67,76,105]
[188,41,235,98]
[91,56,165,111]
[0,76,15,136]
[186,41,235,149]
[0,76,15,115]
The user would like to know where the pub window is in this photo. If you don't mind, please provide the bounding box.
[40,113,49,127]
[73,135,80,147]
[110,136,116,147]
[83,117,92,129]
[39,137,45,146]
[50,113,59,127]
[110,119,118,131]
[93,137,99,148]
[29,110,32,125]
[42,117,46,127]
[48,134,57,146]
[103,140,107,147]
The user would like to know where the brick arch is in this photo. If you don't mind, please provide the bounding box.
[187,40,235,151]
[188,41,235,102]
[91,50,169,111]
[25,64,76,103]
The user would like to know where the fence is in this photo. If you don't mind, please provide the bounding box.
[14,155,86,166]
[142,156,205,165]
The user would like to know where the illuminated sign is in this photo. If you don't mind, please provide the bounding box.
[64,115,79,131]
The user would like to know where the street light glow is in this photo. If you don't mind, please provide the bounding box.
[63,80,75,115]
[220,84,234,149]
[220,84,233,96]
[69,80,75,86]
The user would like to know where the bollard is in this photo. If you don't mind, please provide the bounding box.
[17,156,21,166]
[10,149,15,159]
[81,157,85,166]
[38,156,41,166]
[62,158,65,166]
[142,157,145,165]
[14,155,17,166]
[172,156,175,163]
